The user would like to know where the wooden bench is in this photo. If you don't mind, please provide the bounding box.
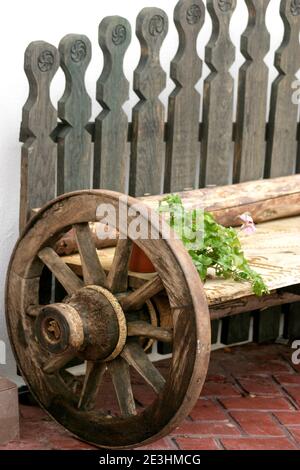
[5,0,300,449]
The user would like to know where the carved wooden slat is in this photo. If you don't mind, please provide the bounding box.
[234,0,270,183]
[129,8,168,197]
[164,0,205,193]
[200,0,236,187]
[20,41,59,230]
[231,0,272,346]
[57,35,92,194]
[265,0,300,177]
[94,17,131,192]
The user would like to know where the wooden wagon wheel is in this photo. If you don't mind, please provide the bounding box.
[6,190,211,449]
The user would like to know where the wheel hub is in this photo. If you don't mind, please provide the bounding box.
[35,286,127,362]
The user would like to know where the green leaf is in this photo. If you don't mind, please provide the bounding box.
[160,194,269,297]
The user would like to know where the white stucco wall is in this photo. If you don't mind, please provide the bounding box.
[0,0,285,380]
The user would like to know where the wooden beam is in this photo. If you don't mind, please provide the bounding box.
[210,290,300,321]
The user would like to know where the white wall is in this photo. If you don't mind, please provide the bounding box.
[0,0,285,380]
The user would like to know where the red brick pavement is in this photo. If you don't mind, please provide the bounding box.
[1,344,300,451]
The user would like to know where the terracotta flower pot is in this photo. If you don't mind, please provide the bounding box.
[129,244,156,273]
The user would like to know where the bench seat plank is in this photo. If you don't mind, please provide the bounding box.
[61,215,300,307]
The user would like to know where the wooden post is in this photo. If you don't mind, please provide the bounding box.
[94,17,131,193]
[164,0,204,193]
[57,34,92,194]
[201,0,236,187]
[265,0,300,177]
[234,0,270,183]
[20,41,59,231]
[130,8,168,197]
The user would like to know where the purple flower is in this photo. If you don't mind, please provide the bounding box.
[238,213,256,235]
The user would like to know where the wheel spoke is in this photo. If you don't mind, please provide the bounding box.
[121,342,165,394]
[78,361,106,410]
[74,223,107,287]
[107,239,132,293]
[109,357,136,417]
[38,247,83,295]
[26,305,43,317]
[43,351,76,374]
[127,321,173,343]
[120,276,164,312]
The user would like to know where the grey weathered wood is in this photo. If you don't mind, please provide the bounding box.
[94,17,131,192]
[127,321,173,343]
[221,312,251,345]
[130,8,168,197]
[201,0,236,187]
[107,239,132,293]
[120,275,164,312]
[164,0,205,193]
[73,223,107,287]
[20,41,59,231]
[234,0,270,183]
[121,342,165,394]
[265,0,300,177]
[78,361,106,410]
[43,350,76,374]
[109,358,136,417]
[253,306,282,343]
[57,34,92,194]
[38,247,83,295]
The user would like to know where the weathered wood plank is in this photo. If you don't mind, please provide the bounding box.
[210,291,300,320]
[221,312,251,344]
[265,0,300,177]
[20,42,59,230]
[130,8,168,197]
[109,358,137,417]
[144,174,300,226]
[94,17,131,192]
[38,247,83,295]
[120,275,164,311]
[253,306,282,343]
[63,215,300,309]
[127,321,173,343]
[284,302,300,339]
[164,0,205,192]
[234,0,278,346]
[78,361,106,410]
[121,342,165,393]
[57,35,92,194]
[107,239,132,293]
[201,0,236,187]
[234,0,270,183]
[73,223,107,287]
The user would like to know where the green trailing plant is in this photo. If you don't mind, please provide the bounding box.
[159,194,269,297]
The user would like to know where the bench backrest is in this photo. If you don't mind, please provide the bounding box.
[19,0,300,230]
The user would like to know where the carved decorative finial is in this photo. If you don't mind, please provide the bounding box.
[291,0,300,16]
[20,41,59,229]
[70,40,87,63]
[112,24,127,45]
[218,0,233,12]
[165,0,205,193]
[38,50,55,72]
[186,4,202,24]
[148,14,166,36]
[58,34,92,193]
[130,7,168,196]
[94,16,131,192]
